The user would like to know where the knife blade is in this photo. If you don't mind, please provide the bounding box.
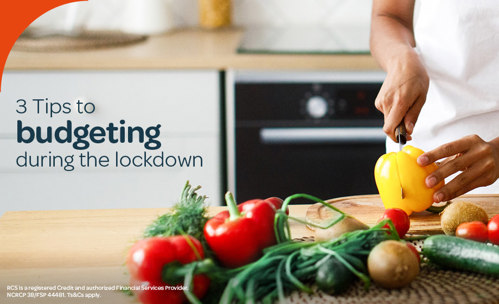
[395,123,407,199]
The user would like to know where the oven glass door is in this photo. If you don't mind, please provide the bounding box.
[231,71,386,204]
[235,127,386,203]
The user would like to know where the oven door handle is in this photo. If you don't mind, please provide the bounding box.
[260,127,386,144]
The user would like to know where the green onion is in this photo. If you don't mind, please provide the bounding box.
[177,193,401,303]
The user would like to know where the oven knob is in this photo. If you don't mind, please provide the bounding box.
[306,96,329,119]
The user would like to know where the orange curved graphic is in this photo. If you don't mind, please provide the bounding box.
[0,0,87,92]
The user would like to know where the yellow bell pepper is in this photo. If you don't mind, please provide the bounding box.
[374,145,444,215]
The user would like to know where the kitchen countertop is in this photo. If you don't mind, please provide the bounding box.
[0,205,312,270]
[5,28,380,71]
[0,205,312,303]
[0,195,497,303]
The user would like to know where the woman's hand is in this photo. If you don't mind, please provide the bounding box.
[417,135,499,202]
[374,49,429,142]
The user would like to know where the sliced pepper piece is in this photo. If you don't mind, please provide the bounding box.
[374,145,444,215]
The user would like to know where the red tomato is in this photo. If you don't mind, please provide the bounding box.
[126,236,209,304]
[487,214,499,245]
[379,208,410,238]
[127,237,177,283]
[406,243,420,264]
[455,221,488,242]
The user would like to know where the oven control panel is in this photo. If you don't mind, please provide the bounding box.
[235,80,383,126]
[305,95,329,119]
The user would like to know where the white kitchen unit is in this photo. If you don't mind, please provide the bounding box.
[0,70,222,215]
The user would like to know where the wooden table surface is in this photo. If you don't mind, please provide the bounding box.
[0,204,312,303]
[0,195,497,303]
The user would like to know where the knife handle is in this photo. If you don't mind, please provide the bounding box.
[396,123,407,145]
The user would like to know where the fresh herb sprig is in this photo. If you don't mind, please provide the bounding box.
[143,181,209,243]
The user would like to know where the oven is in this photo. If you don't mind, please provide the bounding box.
[226,70,386,203]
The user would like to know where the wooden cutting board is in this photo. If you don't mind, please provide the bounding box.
[306,194,499,235]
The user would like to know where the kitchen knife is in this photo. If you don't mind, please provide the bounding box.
[395,123,407,151]
[395,123,407,198]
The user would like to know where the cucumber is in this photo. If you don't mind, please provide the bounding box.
[422,235,499,277]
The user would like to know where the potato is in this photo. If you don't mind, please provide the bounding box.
[367,240,420,289]
[440,201,488,235]
[314,216,368,241]
[306,203,368,241]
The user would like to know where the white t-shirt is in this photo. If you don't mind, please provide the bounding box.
[386,0,499,194]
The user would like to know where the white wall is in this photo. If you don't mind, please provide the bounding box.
[234,0,372,27]
[27,0,372,34]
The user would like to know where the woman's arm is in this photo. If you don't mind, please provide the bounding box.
[372,2,499,199]
[370,0,416,68]
[418,136,499,202]
[370,0,428,142]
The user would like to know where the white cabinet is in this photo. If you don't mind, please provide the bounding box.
[0,70,222,214]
